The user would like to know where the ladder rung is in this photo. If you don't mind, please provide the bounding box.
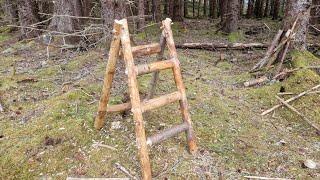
[136,60,174,75]
[106,91,182,113]
[141,91,182,112]
[132,43,161,57]
[147,122,189,146]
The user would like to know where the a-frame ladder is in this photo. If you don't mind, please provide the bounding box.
[94,18,197,180]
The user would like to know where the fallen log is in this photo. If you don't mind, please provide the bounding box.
[176,42,268,50]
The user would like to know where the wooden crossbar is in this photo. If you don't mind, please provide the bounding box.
[136,59,174,75]
[95,18,197,180]
[147,122,189,146]
[132,43,161,57]
[106,91,181,113]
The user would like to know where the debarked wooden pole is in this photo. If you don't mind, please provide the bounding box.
[94,21,122,130]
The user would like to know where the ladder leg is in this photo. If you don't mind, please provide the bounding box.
[94,22,122,130]
[162,18,197,154]
[119,19,152,180]
[146,33,166,100]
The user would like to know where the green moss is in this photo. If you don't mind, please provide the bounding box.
[227,31,244,43]
[216,61,233,70]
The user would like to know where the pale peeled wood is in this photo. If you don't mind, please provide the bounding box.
[244,76,269,87]
[118,19,152,180]
[132,43,161,57]
[141,91,182,112]
[162,18,197,154]
[136,59,174,75]
[94,22,122,130]
[106,91,181,113]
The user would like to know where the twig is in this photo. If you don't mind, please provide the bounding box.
[244,176,290,180]
[0,103,3,112]
[261,84,320,115]
[92,143,117,151]
[114,163,137,180]
[310,25,320,33]
[275,96,320,132]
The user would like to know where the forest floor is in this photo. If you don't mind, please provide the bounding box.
[0,18,320,179]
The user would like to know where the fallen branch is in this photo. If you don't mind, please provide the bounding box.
[244,76,269,87]
[261,84,320,115]
[92,143,117,151]
[252,29,284,70]
[275,96,320,133]
[176,42,268,51]
[114,163,137,180]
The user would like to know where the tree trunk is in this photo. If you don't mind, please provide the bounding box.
[169,0,183,21]
[193,0,195,17]
[239,0,244,16]
[220,0,228,24]
[209,0,217,18]
[310,0,320,25]
[254,0,264,18]
[82,0,94,17]
[49,0,82,44]
[2,0,18,24]
[164,0,168,15]
[282,0,311,50]
[264,0,270,17]
[197,0,201,17]
[272,0,280,20]
[138,0,145,29]
[152,0,161,21]
[144,0,149,15]
[18,0,40,38]
[184,0,189,18]
[222,0,239,33]
[203,0,207,16]
[247,0,255,18]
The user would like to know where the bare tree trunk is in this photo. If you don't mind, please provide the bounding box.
[282,0,311,50]
[310,0,320,25]
[220,0,228,24]
[152,0,161,21]
[197,0,201,17]
[164,0,168,15]
[144,0,149,15]
[203,0,207,16]
[239,0,244,16]
[184,0,189,17]
[272,0,280,20]
[193,0,195,17]
[2,0,18,24]
[18,0,40,38]
[169,0,183,21]
[209,0,217,18]
[49,0,81,44]
[247,0,255,18]
[223,0,239,33]
[138,0,145,29]
[264,0,270,17]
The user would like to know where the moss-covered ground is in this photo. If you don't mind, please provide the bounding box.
[0,19,320,179]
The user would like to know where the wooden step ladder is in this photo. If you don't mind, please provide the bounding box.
[94,18,197,180]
